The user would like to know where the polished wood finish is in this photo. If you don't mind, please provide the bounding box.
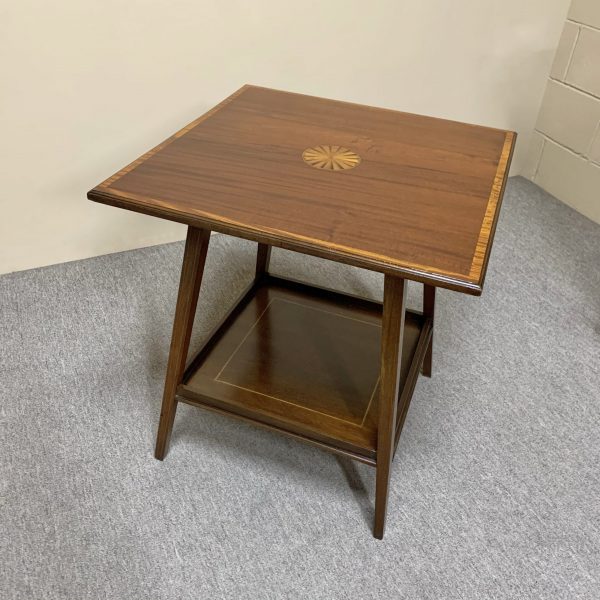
[374,276,407,539]
[422,285,435,377]
[178,276,426,462]
[181,279,260,385]
[154,227,210,460]
[89,86,513,538]
[88,85,516,294]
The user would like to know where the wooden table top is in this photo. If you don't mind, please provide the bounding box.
[88,85,515,294]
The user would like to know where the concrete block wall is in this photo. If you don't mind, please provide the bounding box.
[523,0,600,223]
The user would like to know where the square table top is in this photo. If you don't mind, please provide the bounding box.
[88,85,515,294]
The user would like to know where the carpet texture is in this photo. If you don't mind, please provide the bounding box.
[1,177,599,599]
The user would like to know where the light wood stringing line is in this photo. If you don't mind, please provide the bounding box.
[212,297,381,426]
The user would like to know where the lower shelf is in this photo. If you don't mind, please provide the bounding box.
[178,275,431,464]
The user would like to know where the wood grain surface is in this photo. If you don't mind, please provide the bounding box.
[154,227,211,460]
[88,85,515,294]
[374,275,407,538]
[179,277,425,461]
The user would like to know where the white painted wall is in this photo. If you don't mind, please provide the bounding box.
[523,0,600,224]
[1,0,570,274]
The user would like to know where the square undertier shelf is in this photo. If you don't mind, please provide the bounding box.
[178,275,432,465]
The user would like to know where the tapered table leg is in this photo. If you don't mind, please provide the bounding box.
[422,284,435,377]
[155,227,211,460]
[374,275,407,539]
[255,243,271,279]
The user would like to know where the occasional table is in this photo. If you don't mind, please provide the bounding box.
[88,85,515,539]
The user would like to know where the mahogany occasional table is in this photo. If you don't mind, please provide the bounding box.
[88,85,515,539]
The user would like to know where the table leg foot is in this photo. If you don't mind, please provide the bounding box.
[155,400,178,460]
[154,227,211,460]
[374,455,392,539]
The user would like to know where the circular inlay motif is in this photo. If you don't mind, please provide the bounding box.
[302,145,361,171]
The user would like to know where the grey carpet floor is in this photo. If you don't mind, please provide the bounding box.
[1,177,599,599]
